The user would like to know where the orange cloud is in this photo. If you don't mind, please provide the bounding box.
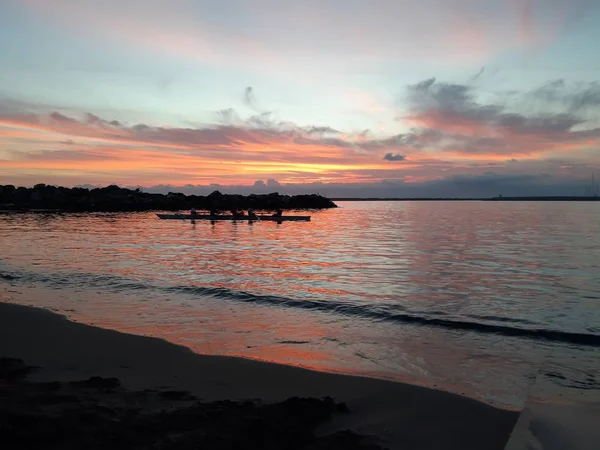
[0,109,420,185]
[2,100,598,188]
[3,72,599,189]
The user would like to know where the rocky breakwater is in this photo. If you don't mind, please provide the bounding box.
[0,184,338,212]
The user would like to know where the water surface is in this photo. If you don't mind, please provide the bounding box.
[1,201,599,408]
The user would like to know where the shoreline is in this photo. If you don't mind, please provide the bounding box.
[0,284,522,410]
[332,197,600,202]
[0,301,519,449]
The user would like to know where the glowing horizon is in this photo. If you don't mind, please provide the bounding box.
[1,0,599,195]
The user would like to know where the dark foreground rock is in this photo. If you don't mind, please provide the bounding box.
[0,184,337,212]
[0,358,385,450]
[0,358,37,382]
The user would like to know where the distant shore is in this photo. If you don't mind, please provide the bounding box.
[0,301,518,450]
[0,184,337,213]
[332,196,600,202]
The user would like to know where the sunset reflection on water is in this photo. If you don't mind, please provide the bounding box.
[1,201,599,407]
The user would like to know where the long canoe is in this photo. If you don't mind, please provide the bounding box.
[157,213,311,221]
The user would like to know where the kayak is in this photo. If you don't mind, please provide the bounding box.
[156,214,311,221]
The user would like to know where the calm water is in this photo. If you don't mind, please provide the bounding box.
[1,201,599,408]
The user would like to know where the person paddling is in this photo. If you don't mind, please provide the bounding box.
[247,208,258,219]
[272,208,283,217]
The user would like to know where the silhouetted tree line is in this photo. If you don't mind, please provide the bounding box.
[0,184,337,212]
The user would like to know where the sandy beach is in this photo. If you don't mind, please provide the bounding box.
[0,301,518,449]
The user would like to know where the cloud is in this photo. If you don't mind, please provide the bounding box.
[243,86,260,111]
[19,0,587,77]
[0,103,416,162]
[250,178,282,191]
[306,126,340,135]
[49,112,78,124]
[4,159,597,197]
[0,102,423,186]
[1,76,599,191]
[520,0,534,45]
[85,113,122,127]
[528,79,600,113]
[383,153,406,162]
[131,172,593,198]
[215,108,242,125]
[8,149,116,162]
[398,77,600,157]
[471,67,485,82]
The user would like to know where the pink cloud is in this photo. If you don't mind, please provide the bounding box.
[19,0,282,73]
[0,107,421,185]
[18,0,585,71]
[397,77,600,159]
[2,73,599,187]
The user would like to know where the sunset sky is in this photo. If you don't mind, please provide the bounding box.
[1,0,599,196]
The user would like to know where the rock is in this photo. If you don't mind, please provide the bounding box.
[82,376,121,389]
[30,190,44,202]
[306,430,388,450]
[38,381,62,391]
[0,357,35,381]
[0,185,15,202]
[0,185,337,212]
[336,402,350,413]
[158,390,195,401]
[0,368,385,450]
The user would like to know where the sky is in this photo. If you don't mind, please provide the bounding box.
[1,0,599,197]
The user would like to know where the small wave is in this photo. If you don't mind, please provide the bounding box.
[4,266,600,348]
[544,370,600,391]
[0,273,19,281]
[465,313,538,326]
[390,315,600,347]
[169,285,600,347]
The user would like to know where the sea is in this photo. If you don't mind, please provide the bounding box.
[1,201,599,410]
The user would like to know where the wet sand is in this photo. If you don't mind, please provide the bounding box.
[0,301,518,449]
